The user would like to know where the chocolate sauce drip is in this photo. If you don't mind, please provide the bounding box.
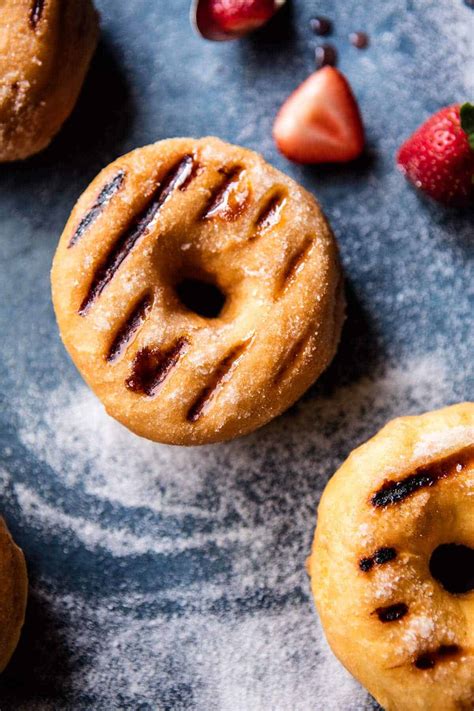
[29,0,45,29]
[106,294,152,363]
[375,603,408,623]
[201,167,243,220]
[255,192,286,233]
[371,446,474,508]
[187,341,250,422]
[359,547,397,572]
[126,338,188,397]
[79,155,194,315]
[415,645,461,670]
[69,171,126,248]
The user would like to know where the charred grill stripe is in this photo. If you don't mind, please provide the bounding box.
[125,337,189,397]
[375,603,408,623]
[273,331,312,385]
[255,192,286,233]
[29,0,45,29]
[106,294,152,363]
[201,167,243,220]
[415,645,461,670]
[371,445,474,508]
[281,237,314,291]
[79,155,195,315]
[186,340,250,422]
[359,547,397,572]
[69,171,126,248]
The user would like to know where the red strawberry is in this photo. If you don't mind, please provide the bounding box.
[192,0,285,41]
[273,67,365,164]
[397,103,474,207]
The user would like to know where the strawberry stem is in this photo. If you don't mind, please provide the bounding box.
[460,102,474,151]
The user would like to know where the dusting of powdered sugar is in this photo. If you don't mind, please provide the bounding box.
[413,426,474,460]
[0,351,457,709]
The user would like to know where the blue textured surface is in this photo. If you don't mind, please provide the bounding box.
[0,0,472,708]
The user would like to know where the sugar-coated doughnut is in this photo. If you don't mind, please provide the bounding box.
[0,518,27,672]
[51,137,344,445]
[0,0,99,161]
[309,402,474,711]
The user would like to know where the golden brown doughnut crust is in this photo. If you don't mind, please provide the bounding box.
[0,0,99,162]
[0,518,27,672]
[309,403,474,711]
[51,137,344,445]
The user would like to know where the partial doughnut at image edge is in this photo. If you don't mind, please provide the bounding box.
[309,402,474,711]
[0,518,28,673]
[51,136,345,446]
[0,0,99,162]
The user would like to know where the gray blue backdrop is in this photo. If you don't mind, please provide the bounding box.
[0,0,472,708]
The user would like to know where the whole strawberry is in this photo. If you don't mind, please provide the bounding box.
[397,103,474,207]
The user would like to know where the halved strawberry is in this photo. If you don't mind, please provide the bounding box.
[397,103,474,207]
[273,67,365,164]
[192,0,285,41]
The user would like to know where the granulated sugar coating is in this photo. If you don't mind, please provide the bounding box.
[0,0,472,708]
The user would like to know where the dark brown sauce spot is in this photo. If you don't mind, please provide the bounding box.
[281,237,313,291]
[375,603,408,623]
[201,167,247,221]
[29,0,45,29]
[315,44,338,68]
[359,547,397,572]
[79,155,195,315]
[186,340,251,422]
[106,294,152,363]
[350,31,369,48]
[69,171,126,248]
[371,446,474,508]
[254,192,286,235]
[310,16,332,35]
[125,337,188,397]
[415,645,461,670]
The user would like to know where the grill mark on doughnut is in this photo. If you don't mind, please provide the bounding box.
[280,237,314,293]
[125,337,189,397]
[186,339,251,422]
[374,603,408,623]
[79,155,195,315]
[273,330,312,385]
[29,0,45,29]
[69,171,126,248]
[371,445,474,508]
[201,167,246,221]
[415,645,461,670]
[359,547,397,572]
[254,191,287,235]
[106,293,152,363]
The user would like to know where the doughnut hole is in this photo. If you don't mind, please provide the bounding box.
[429,544,474,594]
[175,277,226,319]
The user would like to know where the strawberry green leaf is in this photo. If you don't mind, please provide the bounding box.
[460,102,474,151]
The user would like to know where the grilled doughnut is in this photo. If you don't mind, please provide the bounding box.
[0,0,99,161]
[51,137,344,445]
[0,518,27,672]
[309,402,474,711]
